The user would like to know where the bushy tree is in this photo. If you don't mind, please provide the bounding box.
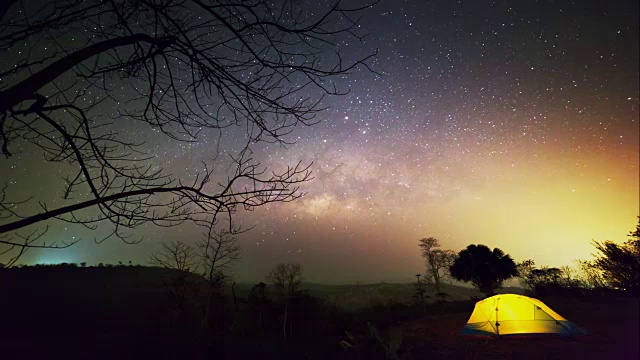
[589,239,639,293]
[630,217,640,244]
[626,217,640,258]
[526,267,560,292]
[576,260,606,288]
[526,265,584,296]
[516,259,535,289]
[449,244,518,297]
[579,219,640,294]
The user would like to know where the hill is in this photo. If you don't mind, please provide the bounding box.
[0,265,212,358]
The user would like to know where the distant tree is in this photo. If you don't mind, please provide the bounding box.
[150,240,202,328]
[412,274,428,307]
[536,267,560,284]
[418,237,457,295]
[516,259,536,290]
[449,244,518,297]
[198,223,241,331]
[149,240,197,272]
[249,282,271,332]
[79,262,87,268]
[198,226,240,289]
[524,267,564,295]
[558,265,582,289]
[576,259,607,289]
[266,263,304,338]
[517,260,575,294]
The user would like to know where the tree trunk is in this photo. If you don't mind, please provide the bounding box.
[203,284,214,330]
[231,282,238,312]
[283,301,288,339]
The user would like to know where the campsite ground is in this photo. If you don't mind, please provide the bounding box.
[1,266,638,359]
[399,296,639,359]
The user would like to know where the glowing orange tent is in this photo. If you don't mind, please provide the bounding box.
[462,294,587,337]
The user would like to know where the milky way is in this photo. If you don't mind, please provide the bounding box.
[2,0,638,283]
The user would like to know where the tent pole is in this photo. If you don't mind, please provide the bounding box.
[495,298,500,338]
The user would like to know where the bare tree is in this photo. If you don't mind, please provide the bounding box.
[197,221,241,330]
[148,223,241,331]
[266,262,303,338]
[198,224,240,287]
[418,237,456,295]
[149,239,197,272]
[0,0,377,263]
[149,239,200,327]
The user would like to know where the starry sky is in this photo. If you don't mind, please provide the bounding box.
[2,0,638,283]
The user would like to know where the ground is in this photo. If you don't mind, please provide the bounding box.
[398,296,639,359]
[1,266,637,359]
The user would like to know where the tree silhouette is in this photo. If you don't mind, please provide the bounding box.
[198,224,240,288]
[149,239,197,272]
[449,244,518,297]
[198,222,241,330]
[588,238,639,294]
[266,262,303,338]
[248,282,271,332]
[418,237,456,294]
[516,259,536,290]
[581,220,640,294]
[628,217,640,251]
[0,0,376,263]
[412,273,428,306]
[517,259,582,295]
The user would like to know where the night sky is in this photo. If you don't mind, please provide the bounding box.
[2,0,638,283]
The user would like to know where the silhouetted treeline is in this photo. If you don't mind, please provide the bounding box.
[2,261,139,269]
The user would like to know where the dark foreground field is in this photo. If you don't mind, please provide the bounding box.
[399,296,639,359]
[1,266,637,359]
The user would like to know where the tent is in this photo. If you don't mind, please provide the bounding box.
[462,294,587,337]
